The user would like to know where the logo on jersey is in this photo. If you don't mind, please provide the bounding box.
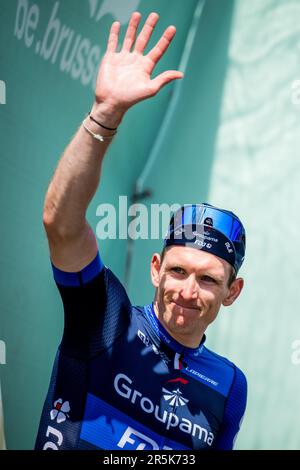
[162,387,189,407]
[114,373,215,446]
[167,378,189,385]
[117,426,171,450]
[50,399,70,424]
[137,330,170,364]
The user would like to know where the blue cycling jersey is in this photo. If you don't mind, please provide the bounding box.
[35,252,247,451]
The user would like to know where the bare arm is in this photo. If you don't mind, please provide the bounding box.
[43,12,183,271]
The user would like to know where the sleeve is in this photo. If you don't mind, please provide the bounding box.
[52,251,132,359]
[214,367,247,450]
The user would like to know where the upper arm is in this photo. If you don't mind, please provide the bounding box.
[52,252,132,359]
[45,221,99,272]
[214,367,247,450]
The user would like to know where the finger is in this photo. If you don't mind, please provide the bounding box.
[134,12,159,54]
[147,25,177,68]
[106,21,120,53]
[150,70,184,94]
[121,11,142,52]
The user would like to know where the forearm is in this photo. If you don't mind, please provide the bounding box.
[43,103,124,237]
[43,11,182,252]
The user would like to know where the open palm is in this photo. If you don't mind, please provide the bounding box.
[95,12,183,111]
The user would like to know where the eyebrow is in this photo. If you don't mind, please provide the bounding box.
[201,273,224,283]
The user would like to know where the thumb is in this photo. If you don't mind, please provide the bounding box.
[150,70,184,94]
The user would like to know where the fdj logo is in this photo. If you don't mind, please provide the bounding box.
[117,426,172,450]
[0,81,6,105]
[43,398,70,449]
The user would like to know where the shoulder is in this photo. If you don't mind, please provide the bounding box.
[131,305,146,317]
[203,345,246,373]
[202,345,247,392]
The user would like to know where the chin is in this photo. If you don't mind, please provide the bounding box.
[167,305,193,327]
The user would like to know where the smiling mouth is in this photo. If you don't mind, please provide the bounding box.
[171,300,199,311]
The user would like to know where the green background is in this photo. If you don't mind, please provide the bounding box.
[1,0,300,450]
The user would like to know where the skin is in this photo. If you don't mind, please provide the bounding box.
[43,12,243,349]
[151,246,244,348]
[43,12,183,272]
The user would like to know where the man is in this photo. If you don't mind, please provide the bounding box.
[35,12,247,450]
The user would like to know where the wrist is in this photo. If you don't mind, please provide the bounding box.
[90,101,125,129]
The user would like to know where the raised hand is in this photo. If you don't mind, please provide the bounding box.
[92,12,183,126]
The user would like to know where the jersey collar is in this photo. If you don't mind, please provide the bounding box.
[143,303,206,358]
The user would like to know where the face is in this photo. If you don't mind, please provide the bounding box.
[151,246,244,348]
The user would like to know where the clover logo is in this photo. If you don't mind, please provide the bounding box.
[50,399,70,423]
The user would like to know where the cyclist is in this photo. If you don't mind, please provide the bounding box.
[36,12,247,450]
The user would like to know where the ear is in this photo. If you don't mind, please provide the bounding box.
[150,253,161,288]
[222,278,244,307]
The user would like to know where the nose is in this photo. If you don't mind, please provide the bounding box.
[179,275,198,300]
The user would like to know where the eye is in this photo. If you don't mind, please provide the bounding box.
[201,275,216,283]
[171,267,186,275]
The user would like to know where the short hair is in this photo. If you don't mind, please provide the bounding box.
[227,266,236,287]
[160,247,237,287]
